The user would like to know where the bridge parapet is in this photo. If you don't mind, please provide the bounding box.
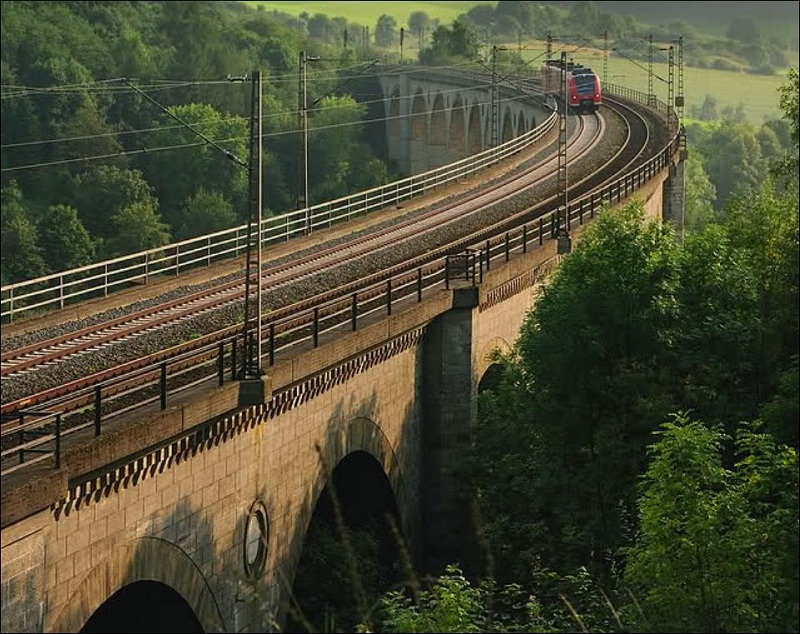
[1,71,685,633]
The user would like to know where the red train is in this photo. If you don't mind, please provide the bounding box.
[541,59,602,113]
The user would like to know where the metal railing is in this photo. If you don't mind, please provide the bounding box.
[1,106,558,323]
[0,92,682,476]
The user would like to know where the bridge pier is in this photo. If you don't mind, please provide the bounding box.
[662,152,686,242]
[421,286,481,577]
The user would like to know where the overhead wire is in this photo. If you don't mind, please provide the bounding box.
[1,88,535,174]
[2,74,515,151]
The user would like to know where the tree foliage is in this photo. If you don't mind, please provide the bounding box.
[420,22,481,65]
[624,414,799,633]
[374,14,398,48]
[0,0,390,282]
[0,181,48,283]
[37,204,95,272]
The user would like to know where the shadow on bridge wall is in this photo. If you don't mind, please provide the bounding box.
[269,385,422,634]
[49,497,226,633]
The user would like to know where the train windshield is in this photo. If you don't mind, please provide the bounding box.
[573,74,596,95]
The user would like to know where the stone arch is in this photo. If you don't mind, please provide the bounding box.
[475,336,513,381]
[410,90,427,145]
[448,95,467,157]
[50,537,225,633]
[429,93,447,147]
[312,417,407,527]
[466,102,483,155]
[501,107,514,143]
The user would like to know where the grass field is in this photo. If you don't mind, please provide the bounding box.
[247,2,792,123]
[246,1,490,28]
[545,48,790,123]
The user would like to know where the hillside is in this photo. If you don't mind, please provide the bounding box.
[555,1,800,42]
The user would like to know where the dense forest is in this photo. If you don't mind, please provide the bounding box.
[0,0,395,284]
[291,69,799,634]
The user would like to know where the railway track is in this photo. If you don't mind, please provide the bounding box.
[0,111,599,389]
[1,93,674,476]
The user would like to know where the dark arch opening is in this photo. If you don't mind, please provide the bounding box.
[287,450,402,633]
[479,362,505,394]
[80,580,203,633]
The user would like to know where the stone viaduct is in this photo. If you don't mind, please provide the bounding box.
[373,66,547,174]
[1,68,683,633]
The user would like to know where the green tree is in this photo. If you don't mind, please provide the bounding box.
[690,120,766,209]
[727,16,762,44]
[408,11,431,41]
[624,414,799,633]
[177,189,237,240]
[475,201,681,582]
[495,0,534,35]
[672,222,764,426]
[722,181,800,399]
[0,181,47,283]
[103,200,170,257]
[776,68,799,179]
[142,103,248,228]
[375,14,398,48]
[683,153,717,233]
[308,95,369,203]
[420,22,481,65]
[70,166,159,240]
[761,356,800,447]
[37,204,95,272]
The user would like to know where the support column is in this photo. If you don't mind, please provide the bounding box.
[663,158,686,243]
[421,287,480,576]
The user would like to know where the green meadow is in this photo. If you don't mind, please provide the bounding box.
[245,1,490,27]
[248,2,792,123]
[528,47,789,123]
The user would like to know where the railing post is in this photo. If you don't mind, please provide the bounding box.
[485,240,491,271]
[523,224,528,253]
[386,279,392,316]
[17,414,24,464]
[231,337,238,379]
[351,293,358,331]
[539,217,544,245]
[94,385,102,436]
[207,236,212,266]
[471,252,477,285]
[445,258,450,290]
[160,362,167,410]
[417,268,423,302]
[313,307,319,347]
[145,252,150,283]
[54,414,61,469]
[505,232,510,261]
[175,244,180,276]
[104,263,109,297]
[218,341,224,386]
[269,324,275,366]
[59,274,65,309]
